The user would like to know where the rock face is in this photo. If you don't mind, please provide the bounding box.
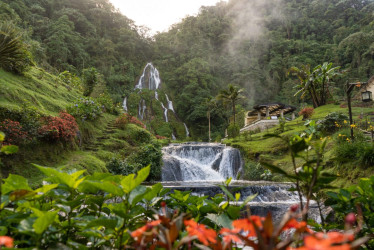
[161,143,243,181]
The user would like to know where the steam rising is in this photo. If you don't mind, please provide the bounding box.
[227,0,284,54]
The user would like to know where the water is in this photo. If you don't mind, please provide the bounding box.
[183,123,190,137]
[165,94,175,112]
[122,97,127,112]
[162,143,243,181]
[160,142,322,222]
[161,102,168,122]
[135,63,161,90]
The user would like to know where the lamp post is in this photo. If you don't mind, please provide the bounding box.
[346,82,370,139]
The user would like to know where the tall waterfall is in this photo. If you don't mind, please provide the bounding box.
[162,143,243,181]
[135,63,161,90]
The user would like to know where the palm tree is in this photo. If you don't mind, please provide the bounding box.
[216,84,244,124]
[0,21,32,74]
[203,97,216,142]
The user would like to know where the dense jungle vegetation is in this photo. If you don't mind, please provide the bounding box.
[1,0,374,138]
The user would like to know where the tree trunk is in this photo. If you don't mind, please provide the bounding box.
[233,101,236,124]
[208,112,211,142]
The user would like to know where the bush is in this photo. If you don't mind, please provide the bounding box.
[244,161,272,181]
[67,97,103,121]
[334,129,374,167]
[298,107,314,120]
[227,123,240,138]
[106,157,141,176]
[96,93,117,114]
[0,119,30,145]
[126,142,162,181]
[318,112,348,134]
[38,112,78,142]
[115,113,146,129]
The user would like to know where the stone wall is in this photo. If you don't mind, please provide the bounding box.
[240,119,279,133]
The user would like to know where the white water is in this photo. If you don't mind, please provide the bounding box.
[122,97,127,112]
[165,94,175,112]
[161,102,168,122]
[135,63,161,90]
[155,91,159,100]
[162,143,242,181]
[183,123,190,137]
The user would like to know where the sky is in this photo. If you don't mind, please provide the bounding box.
[109,0,225,34]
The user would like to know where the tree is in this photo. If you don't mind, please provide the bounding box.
[0,21,33,74]
[203,97,217,142]
[216,84,244,124]
[290,62,341,108]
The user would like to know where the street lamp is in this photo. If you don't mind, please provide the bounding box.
[346,81,368,139]
[361,90,372,102]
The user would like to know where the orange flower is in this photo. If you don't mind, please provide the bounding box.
[184,219,217,246]
[288,232,354,250]
[219,228,242,244]
[282,218,312,233]
[0,236,14,248]
[232,216,263,237]
[131,220,161,239]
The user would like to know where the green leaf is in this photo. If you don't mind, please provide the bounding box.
[143,183,163,201]
[1,145,18,155]
[0,132,4,142]
[121,165,150,193]
[129,185,147,205]
[261,162,297,180]
[2,174,31,195]
[227,206,241,219]
[218,185,235,201]
[85,218,118,230]
[33,211,58,234]
[34,164,85,189]
[34,184,59,195]
[240,194,257,209]
[79,180,124,196]
[0,226,8,236]
[235,193,240,201]
[206,213,232,228]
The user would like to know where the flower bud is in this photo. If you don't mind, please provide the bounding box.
[345,213,356,225]
[290,204,299,212]
[161,201,166,208]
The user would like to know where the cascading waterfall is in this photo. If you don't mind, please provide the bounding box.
[162,143,243,181]
[165,94,175,112]
[135,63,161,90]
[155,91,159,100]
[183,123,190,137]
[161,102,168,122]
[122,97,127,112]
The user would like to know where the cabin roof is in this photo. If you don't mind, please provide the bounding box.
[247,103,296,116]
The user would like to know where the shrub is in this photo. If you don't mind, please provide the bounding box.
[96,93,117,114]
[227,123,240,138]
[58,71,82,90]
[155,135,167,140]
[67,97,103,121]
[244,161,272,181]
[115,113,146,129]
[0,119,29,145]
[38,112,78,142]
[298,107,314,120]
[318,112,349,134]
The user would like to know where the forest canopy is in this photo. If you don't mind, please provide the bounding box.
[1,0,374,138]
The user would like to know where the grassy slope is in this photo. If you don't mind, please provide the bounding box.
[0,67,160,185]
[0,68,81,115]
[224,104,374,188]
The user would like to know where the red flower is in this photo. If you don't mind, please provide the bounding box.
[232,216,264,237]
[0,236,14,248]
[184,219,217,246]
